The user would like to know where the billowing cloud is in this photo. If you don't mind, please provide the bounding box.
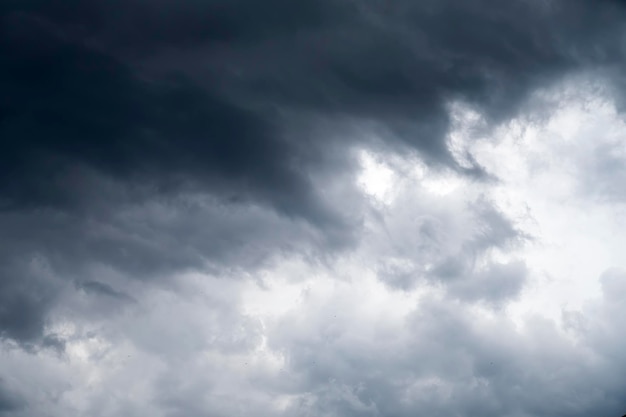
[3,0,626,416]
[3,0,626,213]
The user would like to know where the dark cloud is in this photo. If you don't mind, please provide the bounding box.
[2,0,626,415]
[0,256,58,344]
[0,6,355,348]
[197,0,625,159]
[1,0,352,50]
[0,11,332,224]
[1,0,624,220]
[0,0,350,345]
[0,378,24,414]
[0,186,349,345]
[3,0,626,217]
[76,280,136,302]
[41,333,66,353]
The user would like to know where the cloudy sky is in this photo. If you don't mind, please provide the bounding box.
[2,0,626,416]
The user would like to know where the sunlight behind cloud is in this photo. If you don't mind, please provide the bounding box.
[357,150,397,204]
[5,1,626,415]
[466,80,626,323]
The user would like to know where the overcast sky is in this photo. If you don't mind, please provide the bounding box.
[2,0,626,416]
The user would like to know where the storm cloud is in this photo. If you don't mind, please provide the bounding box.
[3,0,626,213]
[2,0,626,416]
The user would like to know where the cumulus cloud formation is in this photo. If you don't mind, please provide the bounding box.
[2,0,626,416]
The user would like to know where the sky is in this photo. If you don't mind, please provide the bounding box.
[2,0,626,416]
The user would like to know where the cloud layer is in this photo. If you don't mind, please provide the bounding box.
[2,0,626,416]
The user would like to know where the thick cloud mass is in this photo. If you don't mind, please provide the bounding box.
[3,0,626,212]
[2,0,626,416]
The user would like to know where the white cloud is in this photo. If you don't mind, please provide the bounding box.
[4,74,626,417]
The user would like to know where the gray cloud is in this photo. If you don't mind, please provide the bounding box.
[447,260,527,306]
[0,256,59,344]
[266,280,626,417]
[0,12,329,223]
[3,0,626,415]
[3,0,626,216]
[370,187,526,303]
[0,183,355,345]
[1,259,625,416]
[0,378,24,415]
[76,280,136,302]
